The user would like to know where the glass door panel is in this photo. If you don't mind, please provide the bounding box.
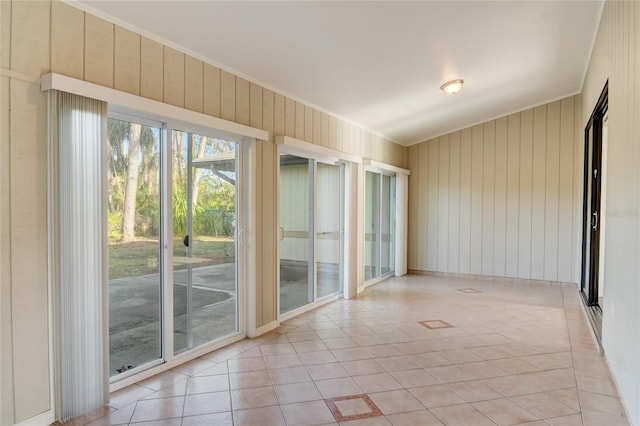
[279,155,313,314]
[173,131,238,354]
[316,163,342,298]
[108,117,162,376]
[380,175,393,275]
[365,172,380,281]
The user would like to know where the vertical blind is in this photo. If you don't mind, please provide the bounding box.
[49,90,108,422]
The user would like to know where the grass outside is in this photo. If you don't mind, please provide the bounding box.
[109,236,235,279]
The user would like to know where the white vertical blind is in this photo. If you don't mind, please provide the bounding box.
[49,90,108,422]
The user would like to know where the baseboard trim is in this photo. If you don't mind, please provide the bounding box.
[407,270,577,287]
[13,410,54,426]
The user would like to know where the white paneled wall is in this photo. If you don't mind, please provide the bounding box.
[408,96,580,282]
[279,164,310,262]
[582,3,640,424]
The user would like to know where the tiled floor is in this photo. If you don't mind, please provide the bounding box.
[76,274,629,425]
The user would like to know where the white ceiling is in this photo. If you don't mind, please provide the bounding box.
[74,1,604,146]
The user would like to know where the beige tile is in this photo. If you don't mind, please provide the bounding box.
[307,362,350,380]
[521,352,573,370]
[488,357,539,374]
[459,361,508,379]
[363,344,403,358]
[469,346,513,360]
[143,381,188,399]
[193,362,229,376]
[268,365,312,384]
[368,389,425,414]
[410,352,453,368]
[387,409,444,426]
[332,348,372,362]
[227,357,266,373]
[129,419,181,426]
[233,405,285,426]
[376,356,421,372]
[578,391,626,416]
[265,353,303,369]
[354,373,403,393]
[260,343,295,356]
[274,381,322,404]
[409,385,465,408]
[317,330,350,340]
[430,403,496,426]
[229,370,272,389]
[233,347,263,359]
[180,412,233,426]
[426,365,476,383]
[315,377,363,398]
[576,374,619,396]
[186,374,229,394]
[281,400,336,426]
[86,404,136,425]
[110,385,157,409]
[472,398,538,426]
[293,340,329,352]
[64,405,115,426]
[299,350,338,365]
[352,334,390,346]
[230,386,278,410]
[342,359,385,376]
[512,392,577,419]
[440,349,483,364]
[129,397,184,423]
[544,413,584,426]
[343,326,376,337]
[169,358,215,376]
[287,331,320,342]
[323,337,358,349]
[137,372,189,392]
[340,416,391,425]
[446,380,503,402]
[335,398,373,416]
[390,369,439,388]
[183,391,231,416]
[546,388,580,411]
[581,409,628,426]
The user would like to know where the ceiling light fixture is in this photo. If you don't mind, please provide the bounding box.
[440,79,464,95]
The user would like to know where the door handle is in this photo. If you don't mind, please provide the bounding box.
[592,212,598,230]
[183,235,189,247]
[279,227,285,241]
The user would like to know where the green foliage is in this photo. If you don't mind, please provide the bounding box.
[108,211,122,242]
[194,178,235,237]
[173,185,188,237]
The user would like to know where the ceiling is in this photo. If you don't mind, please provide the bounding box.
[74,1,604,146]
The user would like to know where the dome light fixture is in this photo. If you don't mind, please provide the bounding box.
[440,79,464,95]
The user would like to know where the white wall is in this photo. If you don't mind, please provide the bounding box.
[279,164,310,262]
[582,2,640,424]
[407,96,582,283]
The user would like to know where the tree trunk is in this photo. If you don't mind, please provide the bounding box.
[122,123,141,242]
[191,136,208,209]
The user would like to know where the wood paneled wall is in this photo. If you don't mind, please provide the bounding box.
[408,96,582,283]
[0,1,406,424]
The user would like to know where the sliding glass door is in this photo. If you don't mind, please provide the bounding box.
[279,155,344,315]
[107,113,244,381]
[365,171,396,284]
[173,131,238,354]
[107,115,163,376]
